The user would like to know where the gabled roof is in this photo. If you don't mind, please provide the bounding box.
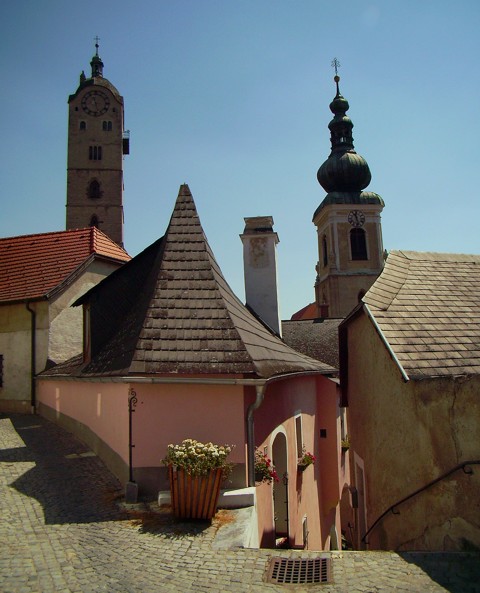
[363,250,480,379]
[63,185,335,380]
[0,228,130,304]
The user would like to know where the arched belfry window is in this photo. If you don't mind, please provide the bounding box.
[88,180,101,199]
[322,235,328,267]
[90,215,99,228]
[79,121,86,130]
[350,228,368,261]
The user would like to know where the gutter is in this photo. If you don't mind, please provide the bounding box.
[363,303,409,383]
[25,302,36,412]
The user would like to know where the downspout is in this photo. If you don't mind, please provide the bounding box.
[25,302,36,413]
[246,384,266,486]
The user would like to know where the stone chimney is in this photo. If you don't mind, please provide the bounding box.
[240,216,281,336]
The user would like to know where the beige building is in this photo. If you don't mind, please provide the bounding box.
[0,228,129,412]
[66,42,129,246]
[340,250,480,550]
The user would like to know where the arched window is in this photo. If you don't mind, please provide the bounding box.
[322,235,328,267]
[89,215,99,228]
[350,228,368,260]
[79,121,86,130]
[88,180,101,199]
[102,121,112,131]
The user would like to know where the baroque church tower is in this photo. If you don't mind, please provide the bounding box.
[66,42,129,246]
[313,68,384,318]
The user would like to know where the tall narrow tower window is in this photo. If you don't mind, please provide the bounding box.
[88,146,102,160]
[350,228,368,260]
[88,180,101,199]
[79,121,87,130]
[322,235,328,267]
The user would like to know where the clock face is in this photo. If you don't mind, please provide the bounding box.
[348,210,365,227]
[81,90,110,116]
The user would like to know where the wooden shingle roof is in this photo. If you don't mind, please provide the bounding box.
[67,185,335,380]
[364,250,480,379]
[0,228,130,304]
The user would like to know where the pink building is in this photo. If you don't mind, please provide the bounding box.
[38,185,347,550]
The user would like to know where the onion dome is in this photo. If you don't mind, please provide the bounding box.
[317,74,372,193]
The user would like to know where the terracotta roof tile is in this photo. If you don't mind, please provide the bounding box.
[0,228,130,304]
[364,250,480,378]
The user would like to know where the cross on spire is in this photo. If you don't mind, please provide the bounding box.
[331,57,341,76]
[331,57,341,95]
[94,36,100,55]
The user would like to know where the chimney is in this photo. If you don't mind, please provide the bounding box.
[240,216,281,336]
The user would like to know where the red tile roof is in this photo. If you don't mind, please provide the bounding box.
[0,228,130,304]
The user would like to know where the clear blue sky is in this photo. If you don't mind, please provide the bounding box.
[1,1,479,318]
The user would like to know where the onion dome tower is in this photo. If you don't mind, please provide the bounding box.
[66,39,130,247]
[312,61,385,318]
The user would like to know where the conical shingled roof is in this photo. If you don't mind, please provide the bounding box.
[72,185,334,379]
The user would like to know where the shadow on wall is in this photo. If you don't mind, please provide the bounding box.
[0,413,125,525]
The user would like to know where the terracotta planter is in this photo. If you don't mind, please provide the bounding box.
[168,466,223,520]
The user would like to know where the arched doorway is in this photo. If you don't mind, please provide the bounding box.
[272,431,289,546]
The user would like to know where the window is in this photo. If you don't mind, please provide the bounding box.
[322,235,328,267]
[89,146,102,161]
[89,215,99,228]
[350,228,368,260]
[79,121,86,130]
[295,414,303,459]
[88,180,101,199]
[0,354,3,388]
[102,121,112,131]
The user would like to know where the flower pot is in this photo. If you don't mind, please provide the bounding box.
[297,463,309,472]
[168,466,223,520]
[255,471,266,483]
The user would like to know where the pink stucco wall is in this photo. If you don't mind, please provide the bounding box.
[128,382,246,468]
[37,379,130,463]
[37,378,247,492]
[253,374,339,551]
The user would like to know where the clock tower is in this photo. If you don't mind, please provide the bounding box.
[66,42,129,246]
[313,69,385,318]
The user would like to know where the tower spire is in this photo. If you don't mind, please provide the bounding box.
[90,36,104,78]
[317,59,371,192]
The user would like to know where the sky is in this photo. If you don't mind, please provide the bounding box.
[1,1,479,319]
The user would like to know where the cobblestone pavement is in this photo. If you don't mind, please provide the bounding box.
[1,413,479,593]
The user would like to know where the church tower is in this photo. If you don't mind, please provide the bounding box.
[313,66,384,318]
[66,41,129,246]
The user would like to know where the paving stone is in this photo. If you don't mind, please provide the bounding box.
[1,413,479,593]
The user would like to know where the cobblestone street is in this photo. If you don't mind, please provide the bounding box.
[1,413,479,593]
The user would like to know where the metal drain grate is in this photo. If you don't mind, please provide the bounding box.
[266,557,332,585]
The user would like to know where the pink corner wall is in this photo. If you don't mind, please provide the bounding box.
[253,374,339,551]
